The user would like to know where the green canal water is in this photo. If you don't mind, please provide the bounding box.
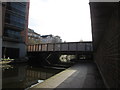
[2,64,63,89]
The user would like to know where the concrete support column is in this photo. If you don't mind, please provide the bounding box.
[19,43,26,58]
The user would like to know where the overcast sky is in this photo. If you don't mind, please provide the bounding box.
[28,0,92,42]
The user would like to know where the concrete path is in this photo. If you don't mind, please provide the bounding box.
[29,61,106,89]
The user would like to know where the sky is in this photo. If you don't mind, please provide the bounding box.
[28,0,92,42]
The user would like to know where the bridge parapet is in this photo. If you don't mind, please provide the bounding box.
[27,42,93,52]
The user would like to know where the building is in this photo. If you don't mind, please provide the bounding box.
[40,35,54,43]
[0,2,29,59]
[28,28,41,45]
[53,36,62,43]
[28,29,62,44]
[40,35,62,43]
[89,0,120,88]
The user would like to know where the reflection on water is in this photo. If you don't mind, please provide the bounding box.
[2,64,62,89]
[0,64,13,70]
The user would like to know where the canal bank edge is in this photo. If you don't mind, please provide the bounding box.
[29,64,77,89]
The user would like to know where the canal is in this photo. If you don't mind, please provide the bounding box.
[1,54,80,89]
[2,64,64,89]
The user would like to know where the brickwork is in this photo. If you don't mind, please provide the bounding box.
[90,2,120,88]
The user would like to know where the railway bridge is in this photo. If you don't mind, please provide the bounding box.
[27,42,93,65]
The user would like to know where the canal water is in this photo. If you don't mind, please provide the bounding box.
[2,64,63,89]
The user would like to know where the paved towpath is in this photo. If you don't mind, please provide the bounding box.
[30,61,106,89]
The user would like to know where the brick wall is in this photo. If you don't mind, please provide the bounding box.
[90,2,120,88]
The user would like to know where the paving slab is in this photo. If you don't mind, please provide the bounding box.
[29,61,106,89]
